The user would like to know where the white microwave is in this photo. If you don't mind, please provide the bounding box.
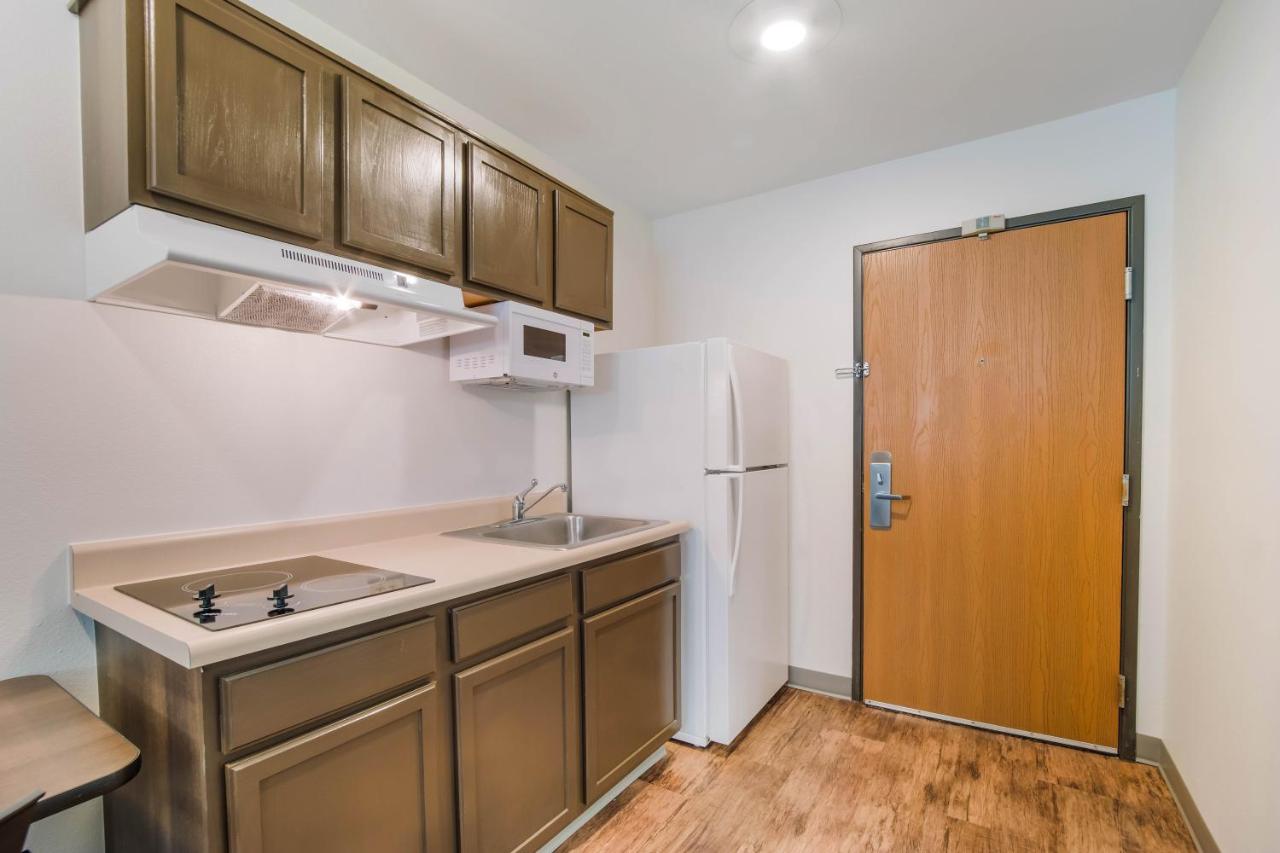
[449,302,595,389]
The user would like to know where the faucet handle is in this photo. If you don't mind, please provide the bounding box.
[515,479,538,501]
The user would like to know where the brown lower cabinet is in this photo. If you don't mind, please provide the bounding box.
[225,684,440,853]
[95,538,680,853]
[455,628,580,853]
[582,584,680,803]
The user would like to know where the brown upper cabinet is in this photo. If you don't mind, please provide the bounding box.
[340,76,460,276]
[147,0,326,238]
[554,190,614,323]
[78,0,612,323]
[465,144,554,304]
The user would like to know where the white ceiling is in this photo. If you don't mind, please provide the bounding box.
[291,0,1220,217]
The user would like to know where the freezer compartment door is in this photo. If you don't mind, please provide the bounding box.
[705,466,789,745]
[705,339,790,471]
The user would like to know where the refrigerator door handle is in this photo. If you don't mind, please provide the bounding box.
[727,349,746,471]
[727,473,745,597]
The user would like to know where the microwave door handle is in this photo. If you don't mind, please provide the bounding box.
[727,351,745,471]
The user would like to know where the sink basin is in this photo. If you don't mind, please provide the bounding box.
[445,513,664,550]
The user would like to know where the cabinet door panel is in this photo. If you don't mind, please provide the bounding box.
[341,77,458,275]
[225,684,440,853]
[582,584,679,804]
[455,627,579,853]
[554,189,613,322]
[148,0,326,238]
[466,144,551,302]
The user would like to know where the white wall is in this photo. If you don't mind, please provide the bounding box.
[1166,0,1280,847]
[0,2,658,850]
[652,93,1177,738]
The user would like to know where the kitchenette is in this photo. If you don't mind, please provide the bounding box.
[71,493,689,852]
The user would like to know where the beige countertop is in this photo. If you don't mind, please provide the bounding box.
[71,496,688,669]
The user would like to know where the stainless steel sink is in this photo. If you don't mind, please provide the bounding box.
[445,513,664,550]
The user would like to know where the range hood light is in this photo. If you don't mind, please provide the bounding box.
[300,290,363,312]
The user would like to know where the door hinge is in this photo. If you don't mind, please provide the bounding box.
[1118,673,1127,708]
[835,362,871,380]
[1124,267,1133,301]
[1121,474,1131,507]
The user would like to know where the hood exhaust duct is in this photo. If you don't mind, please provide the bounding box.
[85,206,496,346]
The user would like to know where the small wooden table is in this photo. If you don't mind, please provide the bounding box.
[0,675,140,820]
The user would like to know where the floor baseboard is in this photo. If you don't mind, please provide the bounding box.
[787,665,853,698]
[1136,734,1219,853]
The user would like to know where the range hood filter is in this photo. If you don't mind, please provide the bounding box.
[217,283,360,333]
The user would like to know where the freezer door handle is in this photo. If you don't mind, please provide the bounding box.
[726,473,745,597]
[727,350,746,472]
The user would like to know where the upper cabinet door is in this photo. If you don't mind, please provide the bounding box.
[340,77,459,276]
[465,144,552,303]
[147,0,326,238]
[553,190,613,323]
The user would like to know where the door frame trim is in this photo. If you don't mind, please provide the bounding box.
[850,195,1145,760]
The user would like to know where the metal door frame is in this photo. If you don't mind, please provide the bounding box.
[850,196,1145,760]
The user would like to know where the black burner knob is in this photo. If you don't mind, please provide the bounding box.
[268,583,295,616]
[192,582,222,618]
[193,583,220,607]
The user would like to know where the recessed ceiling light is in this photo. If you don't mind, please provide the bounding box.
[760,19,807,51]
[729,0,842,63]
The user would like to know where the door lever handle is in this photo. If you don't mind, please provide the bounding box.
[869,451,905,529]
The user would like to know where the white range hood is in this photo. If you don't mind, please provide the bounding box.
[85,206,496,346]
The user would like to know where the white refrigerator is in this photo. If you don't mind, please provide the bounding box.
[570,339,789,746]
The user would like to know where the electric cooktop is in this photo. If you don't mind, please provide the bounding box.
[115,556,433,631]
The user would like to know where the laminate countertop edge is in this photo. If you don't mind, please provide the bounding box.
[72,522,689,669]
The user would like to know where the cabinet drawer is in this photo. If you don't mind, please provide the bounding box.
[451,574,573,662]
[582,542,680,614]
[219,618,436,753]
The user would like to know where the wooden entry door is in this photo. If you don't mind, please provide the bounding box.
[861,212,1128,749]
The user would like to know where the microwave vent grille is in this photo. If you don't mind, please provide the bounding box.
[455,353,496,370]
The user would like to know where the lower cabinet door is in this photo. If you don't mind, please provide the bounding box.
[454,626,580,853]
[582,584,680,804]
[225,683,440,853]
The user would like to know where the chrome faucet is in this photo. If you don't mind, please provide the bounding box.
[511,479,567,522]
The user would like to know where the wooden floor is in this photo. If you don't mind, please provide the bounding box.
[560,689,1196,852]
